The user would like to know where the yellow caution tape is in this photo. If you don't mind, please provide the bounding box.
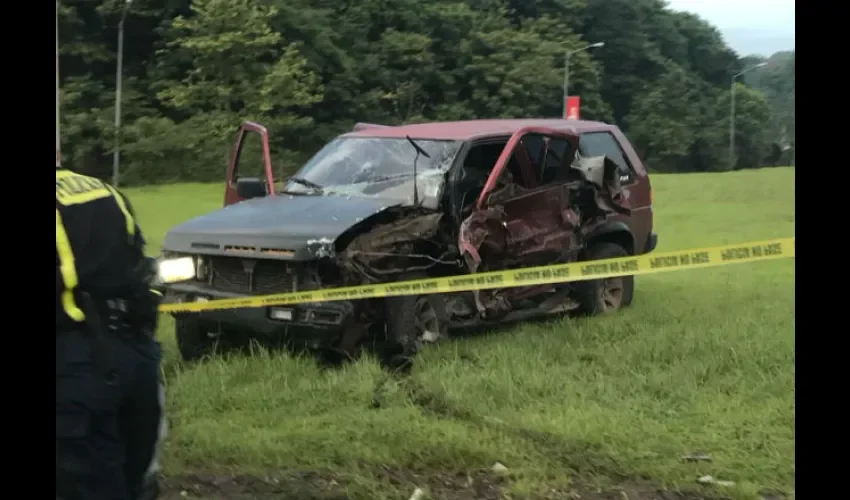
[158,237,795,314]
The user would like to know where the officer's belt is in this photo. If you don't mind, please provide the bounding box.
[90,296,155,337]
[75,292,118,382]
[60,293,151,383]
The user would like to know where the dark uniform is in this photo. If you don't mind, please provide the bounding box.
[56,167,163,500]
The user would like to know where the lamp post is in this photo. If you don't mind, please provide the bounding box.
[563,41,604,116]
[57,5,61,168]
[113,0,134,187]
[729,62,768,169]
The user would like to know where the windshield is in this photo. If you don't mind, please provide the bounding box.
[282,137,462,207]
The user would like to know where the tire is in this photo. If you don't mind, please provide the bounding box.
[384,293,448,362]
[573,241,635,316]
[175,316,221,362]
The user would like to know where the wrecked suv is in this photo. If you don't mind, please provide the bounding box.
[158,119,657,361]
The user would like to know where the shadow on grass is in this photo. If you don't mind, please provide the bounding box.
[165,310,574,379]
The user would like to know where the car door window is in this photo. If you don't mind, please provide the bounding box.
[234,131,267,182]
[579,132,634,184]
[537,137,572,186]
[458,141,518,214]
[521,135,546,171]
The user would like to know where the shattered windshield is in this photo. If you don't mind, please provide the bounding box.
[282,137,461,207]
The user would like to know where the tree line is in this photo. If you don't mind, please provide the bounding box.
[57,0,795,186]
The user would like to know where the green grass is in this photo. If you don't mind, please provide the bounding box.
[129,167,795,499]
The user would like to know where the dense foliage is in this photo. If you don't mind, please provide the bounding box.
[57,0,795,185]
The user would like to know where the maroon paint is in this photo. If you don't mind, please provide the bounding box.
[223,121,275,206]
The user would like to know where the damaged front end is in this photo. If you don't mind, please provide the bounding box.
[297,207,459,355]
[337,209,457,282]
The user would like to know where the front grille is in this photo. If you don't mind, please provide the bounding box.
[195,257,302,295]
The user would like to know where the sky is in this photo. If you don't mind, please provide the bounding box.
[664,0,795,56]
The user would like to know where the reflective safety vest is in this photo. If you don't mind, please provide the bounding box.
[55,168,142,327]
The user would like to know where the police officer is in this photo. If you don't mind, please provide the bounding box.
[56,163,164,500]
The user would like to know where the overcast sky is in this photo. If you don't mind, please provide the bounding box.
[664,0,795,56]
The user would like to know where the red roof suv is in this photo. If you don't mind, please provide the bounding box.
[159,118,657,363]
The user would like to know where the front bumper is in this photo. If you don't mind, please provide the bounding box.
[163,283,356,348]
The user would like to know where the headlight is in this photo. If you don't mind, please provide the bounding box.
[157,257,196,284]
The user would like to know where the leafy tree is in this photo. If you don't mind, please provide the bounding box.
[56,0,789,183]
[581,0,667,124]
[134,0,323,182]
[155,0,321,126]
[624,65,702,172]
[724,83,772,169]
[742,51,795,164]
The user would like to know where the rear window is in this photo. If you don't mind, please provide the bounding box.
[579,131,634,182]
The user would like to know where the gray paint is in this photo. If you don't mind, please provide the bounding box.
[162,193,401,260]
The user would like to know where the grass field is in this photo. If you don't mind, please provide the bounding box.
[129,167,795,500]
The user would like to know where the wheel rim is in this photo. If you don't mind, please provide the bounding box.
[600,277,624,312]
[413,297,442,343]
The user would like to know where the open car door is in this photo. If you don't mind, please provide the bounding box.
[460,126,583,267]
[223,121,275,206]
[458,126,606,317]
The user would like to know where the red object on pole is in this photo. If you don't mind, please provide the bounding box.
[563,96,580,120]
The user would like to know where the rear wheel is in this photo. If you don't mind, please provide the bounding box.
[573,242,634,316]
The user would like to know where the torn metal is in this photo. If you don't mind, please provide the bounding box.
[337,209,451,281]
[327,154,632,318]
[457,154,631,316]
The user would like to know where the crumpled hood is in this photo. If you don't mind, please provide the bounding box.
[161,194,399,260]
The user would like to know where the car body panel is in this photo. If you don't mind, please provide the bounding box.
[162,193,399,261]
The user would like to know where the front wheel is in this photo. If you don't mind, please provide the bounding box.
[384,293,448,364]
[573,242,635,316]
[175,316,226,362]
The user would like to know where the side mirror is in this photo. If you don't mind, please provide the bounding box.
[236,177,267,199]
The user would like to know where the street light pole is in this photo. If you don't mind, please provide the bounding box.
[113,0,134,187]
[57,5,61,168]
[563,41,604,117]
[729,62,768,169]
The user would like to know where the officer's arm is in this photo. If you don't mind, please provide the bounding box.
[113,188,163,330]
[114,188,147,254]
[113,188,160,284]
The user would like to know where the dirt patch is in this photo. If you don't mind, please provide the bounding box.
[159,471,349,500]
[571,481,724,500]
[159,470,726,500]
[375,466,503,500]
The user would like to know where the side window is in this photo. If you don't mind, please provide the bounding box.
[460,142,503,180]
[458,141,506,211]
[579,132,634,184]
[234,131,267,182]
[537,137,572,186]
[521,135,546,170]
[467,141,530,189]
